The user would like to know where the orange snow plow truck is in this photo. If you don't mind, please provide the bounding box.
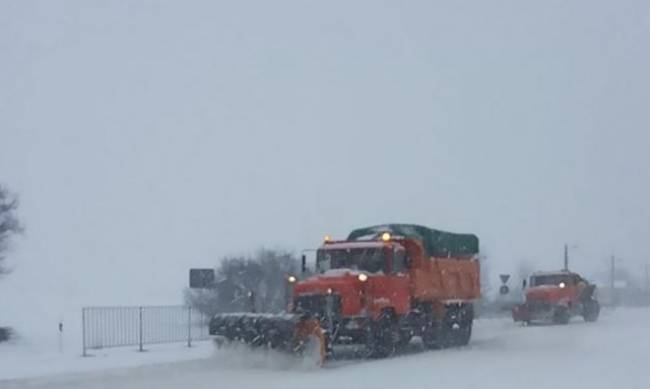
[209,224,481,364]
[512,270,600,325]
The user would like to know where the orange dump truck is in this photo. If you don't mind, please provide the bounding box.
[210,224,481,363]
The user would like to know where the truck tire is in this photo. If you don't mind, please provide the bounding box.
[457,319,473,346]
[553,306,570,325]
[582,299,600,323]
[365,313,398,358]
[440,304,473,347]
[396,330,412,350]
[458,304,474,346]
[422,332,441,349]
[440,322,459,348]
[420,305,442,350]
[422,325,442,350]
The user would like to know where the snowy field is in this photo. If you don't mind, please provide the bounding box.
[2,307,648,389]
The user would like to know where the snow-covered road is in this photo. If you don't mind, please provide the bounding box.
[3,308,649,389]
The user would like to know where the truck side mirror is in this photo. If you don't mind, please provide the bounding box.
[301,254,306,274]
[522,279,527,289]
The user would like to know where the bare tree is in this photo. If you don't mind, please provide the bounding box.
[185,249,301,316]
[0,184,22,275]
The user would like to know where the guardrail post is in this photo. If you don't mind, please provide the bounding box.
[138,306,144,352]
[82,308,87,357]
[200,312,205,339]
[187,306,192,348]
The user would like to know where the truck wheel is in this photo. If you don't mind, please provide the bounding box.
[457,320,473,346]
[439,322,458,348]
[458,304,474,346]
[421,308,441,350]
[365,314,397,358]
[396,330,412,350]
[582,299,600,323]
[553,307,570,325]
[442,320,471,347]
[438,306,457,348]
[439,304,473,347]
[422,330,441,350]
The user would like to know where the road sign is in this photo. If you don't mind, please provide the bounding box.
[189,269,216,289]
[499,274,510,284]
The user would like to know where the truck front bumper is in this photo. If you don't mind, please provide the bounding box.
[512,302,555,322]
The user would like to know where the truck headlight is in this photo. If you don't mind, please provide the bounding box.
[358,273,368,282]
[559,282,566,288]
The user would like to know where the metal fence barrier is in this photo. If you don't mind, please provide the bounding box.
[82,306,210,356]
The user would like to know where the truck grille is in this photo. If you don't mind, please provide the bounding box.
[294,294,341,319]
[527,300,551,311]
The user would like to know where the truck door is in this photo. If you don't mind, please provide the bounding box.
[371,247,410,316]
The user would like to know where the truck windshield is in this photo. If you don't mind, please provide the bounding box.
[530,274,571,287]
[316,248,385,273]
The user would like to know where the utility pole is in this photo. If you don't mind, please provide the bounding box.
[563,244,569,271]
[645,262,650,305]
[58,321,63,354]
[610,255,616,306]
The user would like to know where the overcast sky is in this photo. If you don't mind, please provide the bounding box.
[1,1,649,325]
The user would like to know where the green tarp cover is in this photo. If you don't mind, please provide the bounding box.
[347,224,479,257]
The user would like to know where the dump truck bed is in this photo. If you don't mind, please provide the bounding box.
[411,257,481,301]
[348,223,479,257]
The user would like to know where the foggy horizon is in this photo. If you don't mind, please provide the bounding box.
[2,0,649,317]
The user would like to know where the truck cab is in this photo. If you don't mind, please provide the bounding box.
[291,234,411,349]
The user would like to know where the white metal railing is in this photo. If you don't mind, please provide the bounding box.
[81,305,210,356]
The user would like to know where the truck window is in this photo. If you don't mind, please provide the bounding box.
[392,248,406,273]
[316,248,385,273]
[530,274,572,287]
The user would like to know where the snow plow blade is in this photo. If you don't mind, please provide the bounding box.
[209,313,326,365]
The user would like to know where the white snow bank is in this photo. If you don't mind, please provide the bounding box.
[0,339,213,382]
[3,308,650,389]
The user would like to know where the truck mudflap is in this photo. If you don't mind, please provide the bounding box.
[209,313,326,365]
